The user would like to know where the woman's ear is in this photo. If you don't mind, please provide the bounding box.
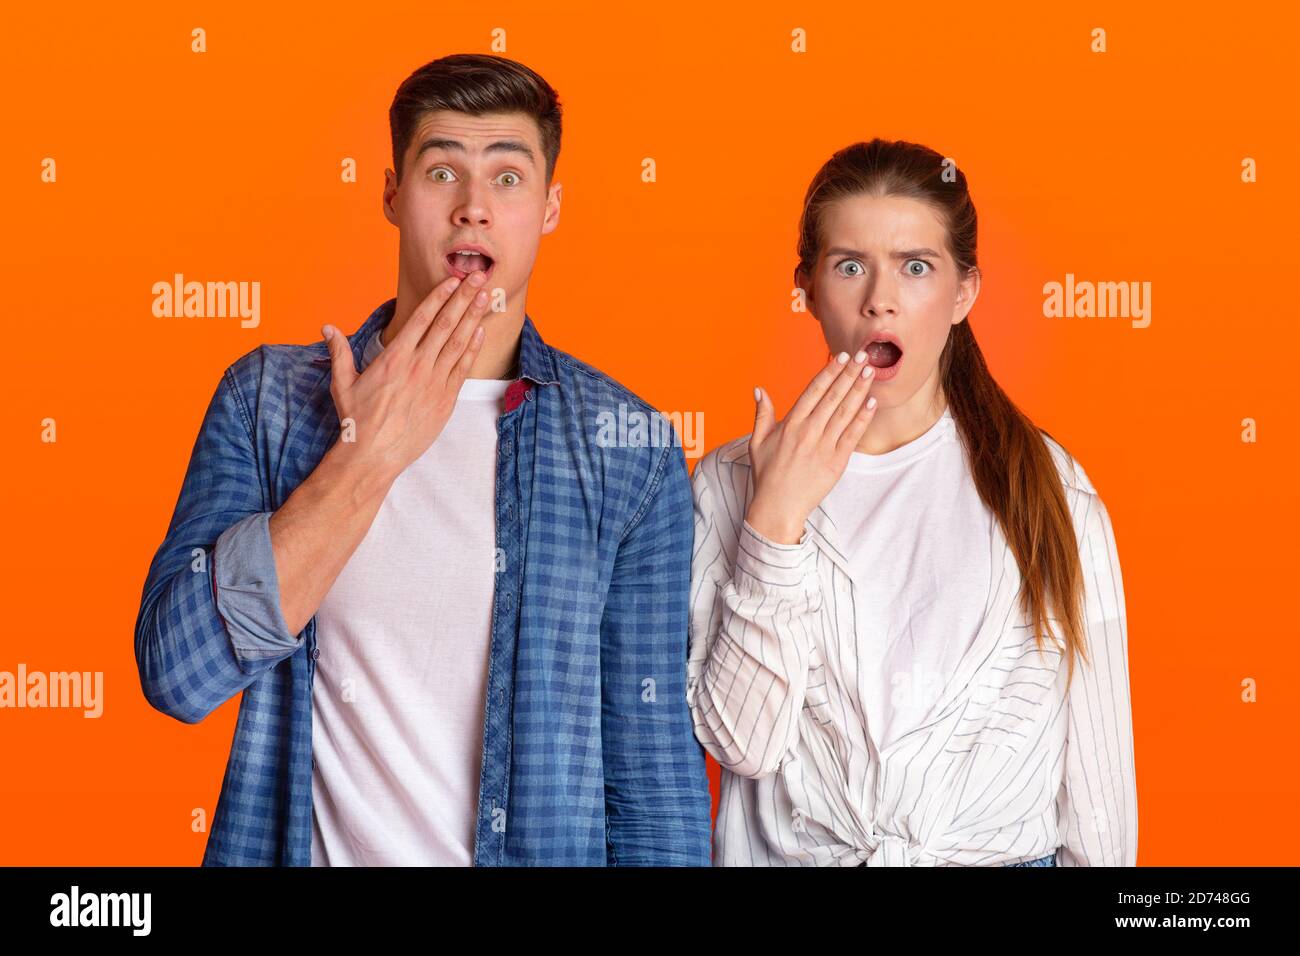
[953,266,981,324]
[795,265,817,319]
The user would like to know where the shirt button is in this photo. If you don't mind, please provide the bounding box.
[310,647,320,660]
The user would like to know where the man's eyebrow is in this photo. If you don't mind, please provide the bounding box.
[414,137,537,166]
[825,246,943,259]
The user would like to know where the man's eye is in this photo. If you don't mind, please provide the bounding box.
[429,167,455,183]
[905,259,933,276]
[497,171,521,186]
[836,259,864,277]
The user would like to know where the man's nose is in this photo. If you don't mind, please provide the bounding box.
[453,183,491,226]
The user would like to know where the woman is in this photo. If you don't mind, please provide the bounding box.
[686,139,1136,867]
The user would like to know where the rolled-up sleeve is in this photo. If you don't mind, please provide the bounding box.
[135,357,306,724]
[213,511,301,666]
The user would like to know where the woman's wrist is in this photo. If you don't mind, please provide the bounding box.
[744,497,808,545]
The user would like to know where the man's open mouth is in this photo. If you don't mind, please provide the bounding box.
[445,248,495,280]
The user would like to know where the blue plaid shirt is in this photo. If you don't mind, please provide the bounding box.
[134,298,712,866]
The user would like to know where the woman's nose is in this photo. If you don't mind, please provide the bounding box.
[862,276,898,317]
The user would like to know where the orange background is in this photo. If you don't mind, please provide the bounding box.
[2,2,1296,864]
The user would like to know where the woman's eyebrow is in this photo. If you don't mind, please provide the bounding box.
[825,246,942,259]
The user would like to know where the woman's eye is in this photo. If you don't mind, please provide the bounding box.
[905,259,932,276]
[429,167,455,183]
[497,171,521,186]
[836,259,864,277]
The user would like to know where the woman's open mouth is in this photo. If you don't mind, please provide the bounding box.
[863,336,904,382]
[445,248,495,281]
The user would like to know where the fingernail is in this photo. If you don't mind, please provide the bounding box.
[837,351,849,364]
[470,271,487,286]
[754,386,761,402]
[867,396,877,409]
[854,350,867,364]
[862,365,874,378]
[321,325,333,341]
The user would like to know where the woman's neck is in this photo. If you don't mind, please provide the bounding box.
[853,384,948,455]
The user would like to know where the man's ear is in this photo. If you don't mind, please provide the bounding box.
[382,168,399,227]
[541,180,562,235]
[953,266,981,325]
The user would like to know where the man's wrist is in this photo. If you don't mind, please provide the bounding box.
[320,441,399,510]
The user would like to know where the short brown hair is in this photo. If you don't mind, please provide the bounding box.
[389,53,563,186]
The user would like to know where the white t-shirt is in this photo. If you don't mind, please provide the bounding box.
[818,405,993,753]
[310,328,511,866]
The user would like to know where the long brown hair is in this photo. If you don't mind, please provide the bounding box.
[793,138,1089,686]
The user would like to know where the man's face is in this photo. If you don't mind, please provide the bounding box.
[383,109,560,314]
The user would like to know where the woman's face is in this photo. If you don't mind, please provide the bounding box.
[797,194,979,412]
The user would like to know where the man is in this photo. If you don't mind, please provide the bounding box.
[134,53,712,866]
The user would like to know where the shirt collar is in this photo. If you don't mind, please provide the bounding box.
[311,297,560,388]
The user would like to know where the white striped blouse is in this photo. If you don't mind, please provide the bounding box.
[686,428,1137,866]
